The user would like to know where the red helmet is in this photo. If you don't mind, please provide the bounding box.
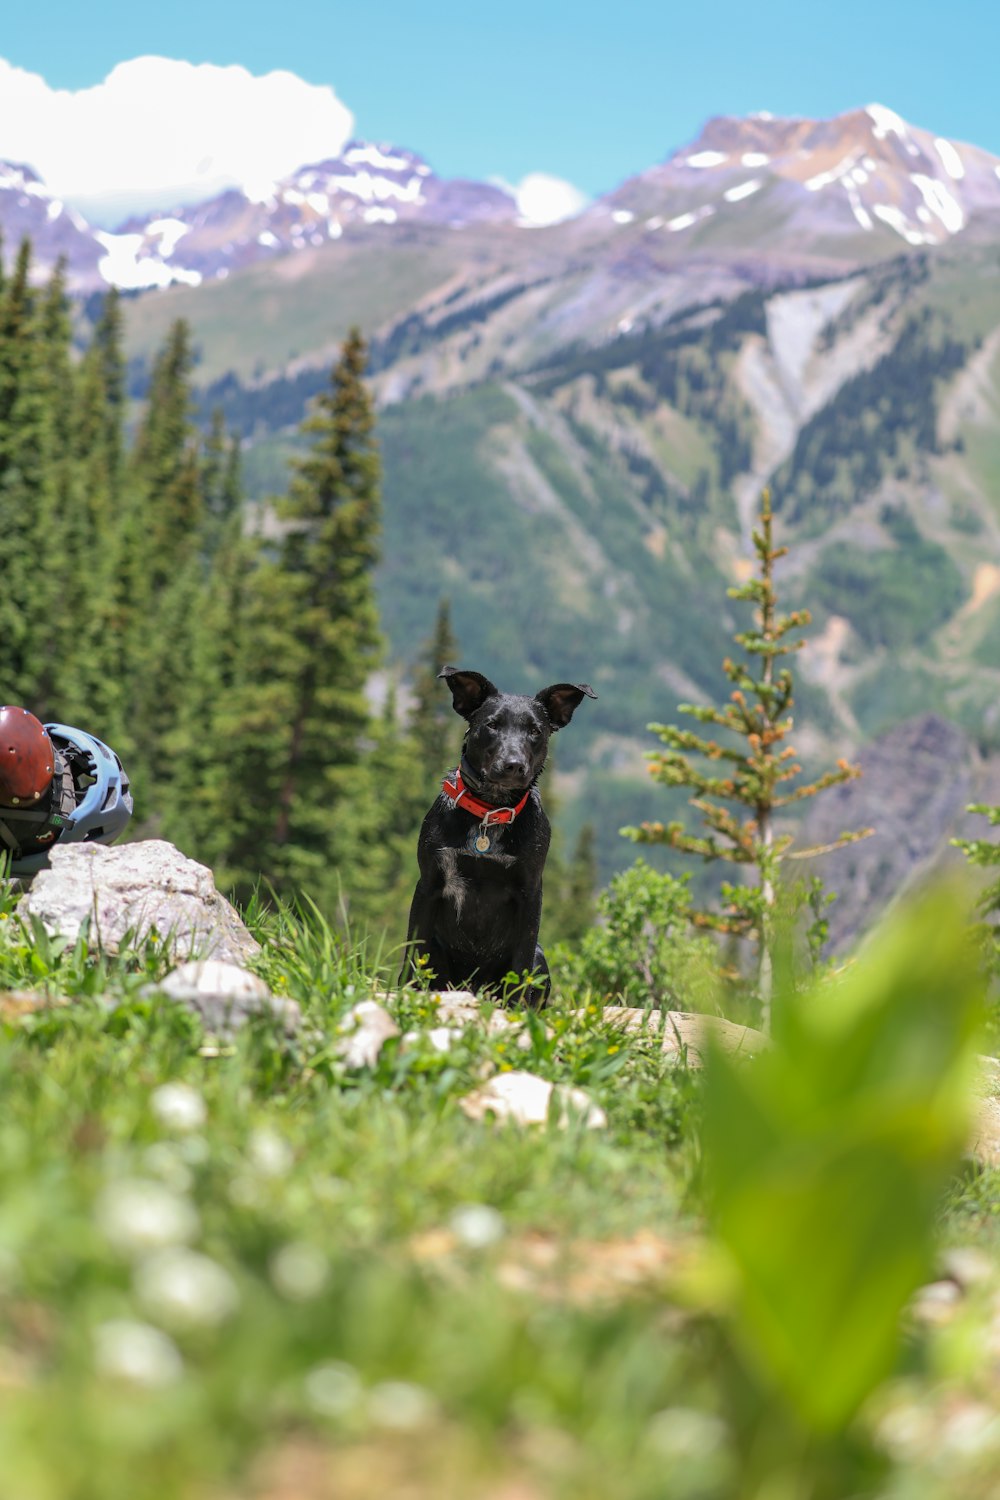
[0,707,55,808]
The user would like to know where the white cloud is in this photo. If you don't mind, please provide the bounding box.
[0,55,354,224]
[514,172,588,226]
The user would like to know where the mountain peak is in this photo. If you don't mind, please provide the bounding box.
[597,103,1000,257]
[0,158,101,285]
[93,139,518,289]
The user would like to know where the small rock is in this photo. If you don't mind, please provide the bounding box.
[431,990,483,1024]
[971,1096,1000,1166]
[143,960,299,1037]
[401,1025,460,1054]
[20,840,260,965]
[427,1025,460,1052]
[0,990,68,1022]
[910,1280,962,1325]
[940,1246,995,1290]
[334,1001,400,1068]
[593,1008,767,1066]
[459,1070,606,1129]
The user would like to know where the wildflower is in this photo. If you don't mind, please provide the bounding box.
[136,1247,239,1329]
[269,1242,330,1301]
[304,1361,362,1418]
[248,1126,294,1178]
[93,1319,183,1387]
[97,1179,198,1257]
[449,1204,506,1249]
[151,1082,207,1133]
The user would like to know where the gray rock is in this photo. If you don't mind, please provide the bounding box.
[798,714,981,951]
[143,959,300,1037]
[459,1071,607,1129]
[595,1008,768,1065]
[19,840,260,965]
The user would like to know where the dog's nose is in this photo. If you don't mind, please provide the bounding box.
[502,758,528,781]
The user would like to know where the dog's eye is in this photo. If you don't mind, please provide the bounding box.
[527,726,542,741]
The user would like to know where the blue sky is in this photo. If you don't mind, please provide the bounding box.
[3,0,999,201]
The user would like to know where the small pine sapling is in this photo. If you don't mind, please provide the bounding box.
[624,490,871,1028]
[953,802,1000,982]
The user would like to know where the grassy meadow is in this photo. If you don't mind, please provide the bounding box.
[1,870,999,1500]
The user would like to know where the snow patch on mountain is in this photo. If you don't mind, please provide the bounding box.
[935,137,965,180]
[724,179,762,203]
[686,150,729,169]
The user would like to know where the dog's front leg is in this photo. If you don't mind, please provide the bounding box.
[400,880,451,988]
[503,883,550,1008]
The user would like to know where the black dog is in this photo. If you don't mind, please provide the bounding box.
[401,666,596,1006]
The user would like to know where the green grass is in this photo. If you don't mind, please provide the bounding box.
[0,888,710,1500]
[2,870,1000,1500]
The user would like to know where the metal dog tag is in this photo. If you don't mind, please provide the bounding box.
[475,832,492,853]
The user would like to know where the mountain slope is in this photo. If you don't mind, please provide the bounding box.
[99,107,1000,878]
[0,160,101,285]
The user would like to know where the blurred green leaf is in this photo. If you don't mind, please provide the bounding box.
[703,882,984,1433]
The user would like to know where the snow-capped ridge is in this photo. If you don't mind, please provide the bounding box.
[96,139,518,289]
[597,103,1000,255]
[0,156,102,285]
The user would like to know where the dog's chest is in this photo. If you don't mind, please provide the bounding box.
[437,832,518,924]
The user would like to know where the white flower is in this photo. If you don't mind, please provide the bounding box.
[97,1179,199,1257]
[269,1242,330,1301]
[151,1082,207,1133]
[247,1127,293,1178]
[94,1318,184,1387]
[367,1380,436,1431]
[136,1247,239,1329]
[304,1361,362,1418]
[449,1203,506,1249]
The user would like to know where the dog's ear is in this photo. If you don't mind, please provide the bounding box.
[438,666,500,719]
[535,682,597,730]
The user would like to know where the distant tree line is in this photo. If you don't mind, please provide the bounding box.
[774,307,968,530]
[530,291,763,494]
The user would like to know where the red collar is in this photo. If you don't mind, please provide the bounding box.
[442,766,531,826]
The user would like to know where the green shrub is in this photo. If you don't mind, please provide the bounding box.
[550,860,718,1011]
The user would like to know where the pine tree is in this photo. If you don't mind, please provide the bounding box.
[159,508,261,874]
[410,597,461,790]
[953,804,1000,981]
[122,319,206,788]
[62,289,129,736]
[201,407,242,550]
[625,490,871,1028]
[126,319,203,600]
[563,823,599,940]
[0,240,60,707]
[35,260,91,717]
[218,327,383,907]
[74,289,125,514]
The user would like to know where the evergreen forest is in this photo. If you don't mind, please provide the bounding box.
[0,240,594,941]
